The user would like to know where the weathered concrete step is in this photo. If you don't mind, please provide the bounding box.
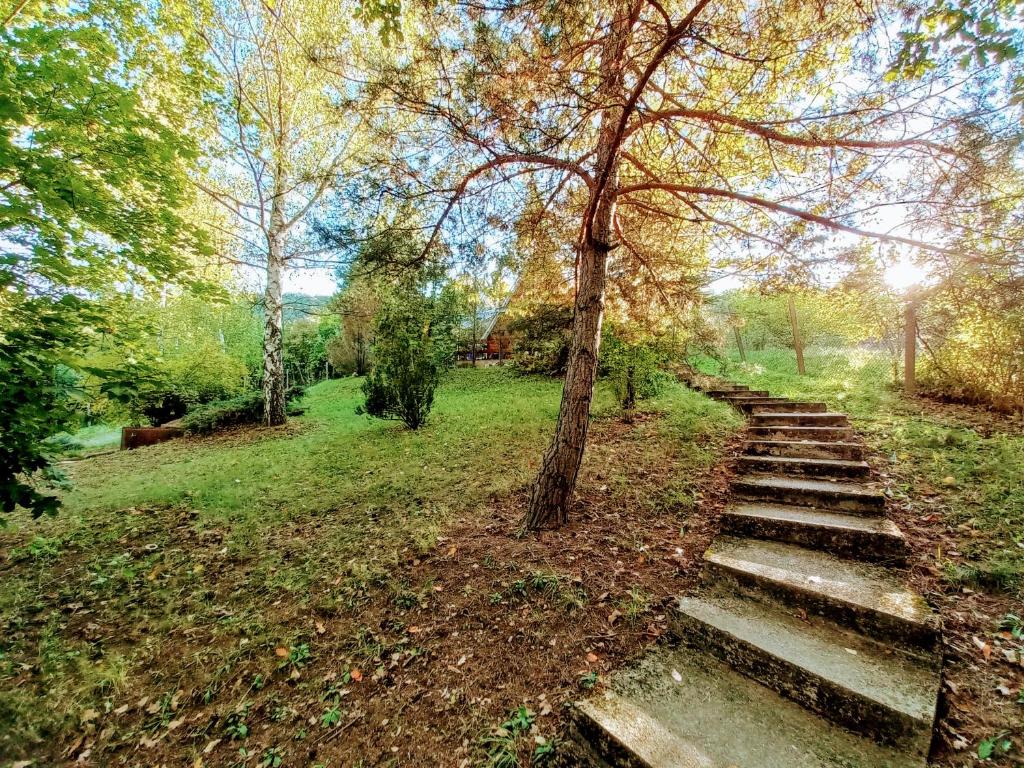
[737,454,870,479]
[730,398,793,412]
[744,439,865,461]
[751,412,849,427]
[704,536,940,652]
[748,425,856,441]
[721,503,907,562]
[571,646,925,768]
[744,401,828,414]
[674,593,938,755]
[733,475,885,514]
[710,389,768,398]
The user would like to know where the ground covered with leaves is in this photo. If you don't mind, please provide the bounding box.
[0,369,741,767]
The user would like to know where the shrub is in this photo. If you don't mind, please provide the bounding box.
[181,387,305,434]
[600,326,667,418]
[180,392,264,434]
[508,303,573,375]
[357,278,461,429]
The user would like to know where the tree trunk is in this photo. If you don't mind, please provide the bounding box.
[525,3,634,530]
[263,212,287,427]
[624,364,637,421]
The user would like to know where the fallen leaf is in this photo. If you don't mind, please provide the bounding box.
[972,636,992,661]
[203,739,221,754]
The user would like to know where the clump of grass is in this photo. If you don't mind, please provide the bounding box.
[480,706,536,768]
[616,587,653,625]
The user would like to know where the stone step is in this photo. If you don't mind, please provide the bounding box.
[737,454,870,479]
[674,593,939,756]
[721,503,907,563]
[751,412,850,427]
[744,439,865,461]
[709,389,768,398]
[729,398,793,412]
[571,645,925,768]
[748,425,856,441]
[733,475,885,515]
[703,536,940,652]
[746,401,828,414]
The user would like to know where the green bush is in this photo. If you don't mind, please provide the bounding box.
[181,387,305,434]
[508,304,573,375]
[358,277,462,430]
[181,392,264,434]
[600,326,667,417]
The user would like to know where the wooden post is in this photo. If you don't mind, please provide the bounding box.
[733,325,747,362]
[788,295,806,375]
[904,300,916,395]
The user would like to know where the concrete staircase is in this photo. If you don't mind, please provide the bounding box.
[572,381,942,767]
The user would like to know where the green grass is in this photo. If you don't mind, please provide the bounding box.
[695,348,1024,593]
[61,370,596,528]
[0,367,740,762]
[68,423,123,451]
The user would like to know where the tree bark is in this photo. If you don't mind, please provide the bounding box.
[523,224,612,528]
[524,3,632,530]
[263,205,287,427]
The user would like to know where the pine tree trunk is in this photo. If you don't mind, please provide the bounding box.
[263,217,287,427]
[523,230,611,528]
[524,3,632,530]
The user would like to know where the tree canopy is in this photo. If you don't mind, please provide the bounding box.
[0,0,212,517]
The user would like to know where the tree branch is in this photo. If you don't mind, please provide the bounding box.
[624,108,957,154]
[419,153,594,260]
[619,182,960,256]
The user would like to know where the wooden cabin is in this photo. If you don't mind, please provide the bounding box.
[458,306,516,363]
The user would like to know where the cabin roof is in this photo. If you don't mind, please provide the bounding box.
[464,303,509,342]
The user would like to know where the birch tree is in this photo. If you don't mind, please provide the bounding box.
[199,0,373,425]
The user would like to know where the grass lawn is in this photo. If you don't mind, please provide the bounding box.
[0,367,740,767]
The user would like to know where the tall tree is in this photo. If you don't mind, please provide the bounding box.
[377,0,988,528]
[198,0,377,425]
[0,0,211,518]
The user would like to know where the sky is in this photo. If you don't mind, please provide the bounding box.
[284,268,337,296]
